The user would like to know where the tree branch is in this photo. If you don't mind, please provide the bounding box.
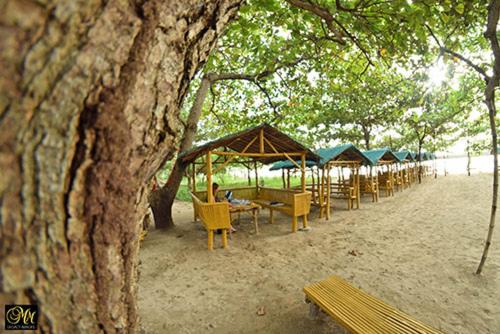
[286,0,374,66]
[209,85,223,125]
[285,0,345,44]
[426,24,490,80]
[253,80,281,119]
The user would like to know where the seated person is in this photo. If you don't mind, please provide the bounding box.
[212,183,236,233]
[224,190,251,205]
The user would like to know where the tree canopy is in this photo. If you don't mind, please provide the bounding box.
[179,0,491,154]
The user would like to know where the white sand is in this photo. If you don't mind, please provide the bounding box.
[138,174,500,334]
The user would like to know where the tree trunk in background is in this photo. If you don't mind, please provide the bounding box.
[467,138,472,176]
[150,75,212,228]
[476,0,500,274]
[362,126,371,150]
[417,142,423,184]
[0,1,241,332]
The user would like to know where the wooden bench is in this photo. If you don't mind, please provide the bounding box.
[253,187,312,232]
[329,181,358,210]
[191,193,231,250]
[393,171,404,192]
[402,168,411,188]
[359,175,379,202]
[304,275,445,334]
[378,172,394,197]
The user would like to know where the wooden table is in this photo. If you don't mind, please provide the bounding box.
[229,203,260,234]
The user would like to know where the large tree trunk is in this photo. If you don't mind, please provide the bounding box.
[150,75,211,228]
[0,1,241,333]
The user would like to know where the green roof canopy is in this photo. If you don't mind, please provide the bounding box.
[362,148,401,166]
[394,150,414,162]
[269,143,370,170]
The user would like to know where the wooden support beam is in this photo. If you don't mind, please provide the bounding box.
[264,136,279,153]
[212,136,258,174]
[287,169,291,189]
[284,152,302,169]
[254,161,259,189]
[259,128,265,153]
[319,167,324,218]
[301,153,306,192]
[282,168,286,188]
[207,151,213,203]
[311,167,316,203]
[212,151,303,157]
[191,163,196,192]
[356,167,360,208]
[326,166,331,221]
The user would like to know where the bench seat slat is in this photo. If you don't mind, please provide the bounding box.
[304,276,444,334]
[321,279,440,333]
[308,285,418,334]
[316,282,430,334]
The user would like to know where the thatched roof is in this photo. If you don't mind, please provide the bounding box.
[178,123,320,164]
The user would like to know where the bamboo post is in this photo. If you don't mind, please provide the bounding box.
[207,151,213,203]
[301,153,306,192]
[326,165,331,221]
[356,166,360,209]
[311,167,316,203]
[292,216,297,233]
[222,229,228,248]
[254,161,259,190]
[192,163,197,192]
[399,164,404,189]
[208,230,214,250]
[281,168,286,188]
[389,164,394,196]
[319,167,325,219]
[287,168,291,189]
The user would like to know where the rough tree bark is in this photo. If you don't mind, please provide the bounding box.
[0,0,241,332]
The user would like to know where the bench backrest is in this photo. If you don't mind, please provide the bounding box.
[193,186,258,202]
[258,187,311,216]
[258,187,297,204]
[190,193,231,230]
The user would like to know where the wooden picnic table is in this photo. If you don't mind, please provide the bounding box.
[229,202,260,234]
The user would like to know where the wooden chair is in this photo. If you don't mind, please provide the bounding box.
[378,172,394,197]
[191,193,231,250]
[329,181,358,210]
[253,187,312,232]
[304,275,445,334]
[359,175,379,202]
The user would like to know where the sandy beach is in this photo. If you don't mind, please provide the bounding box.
[138,174,500,334]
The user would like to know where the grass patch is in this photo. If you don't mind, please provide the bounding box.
[174,175,304,201]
